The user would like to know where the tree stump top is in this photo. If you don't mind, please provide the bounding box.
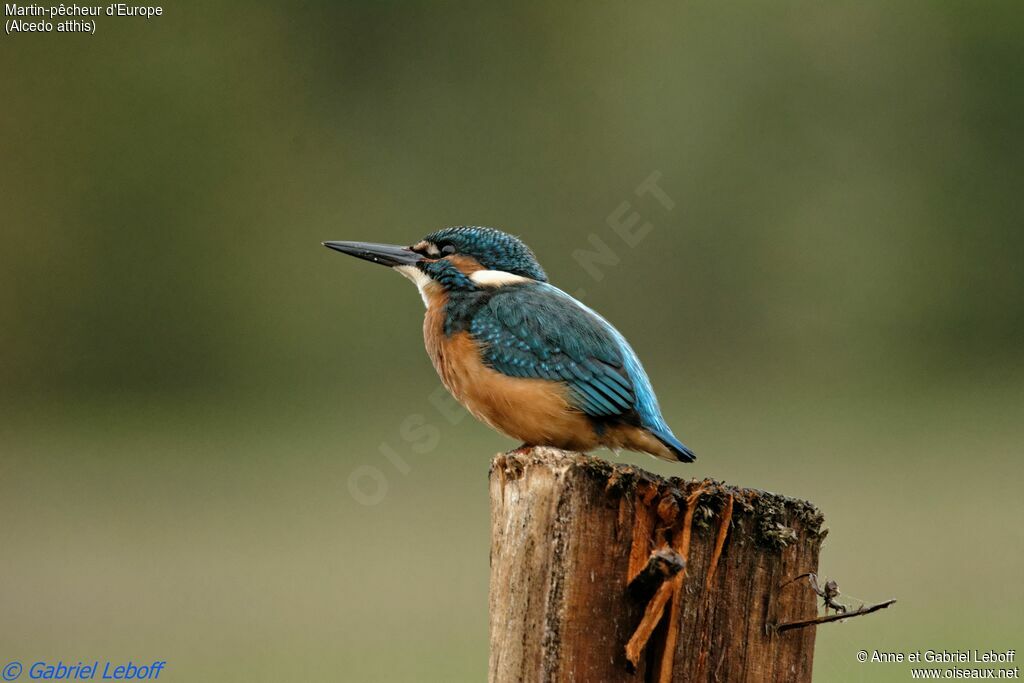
[491,448,827,550]
[489,447,828,682]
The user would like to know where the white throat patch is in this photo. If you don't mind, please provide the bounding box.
[393,265,436,308]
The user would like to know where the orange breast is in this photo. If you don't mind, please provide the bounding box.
[422,293,600,451]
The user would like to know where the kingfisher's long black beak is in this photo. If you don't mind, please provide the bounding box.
[322,241,423,267]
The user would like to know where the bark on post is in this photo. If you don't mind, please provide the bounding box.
[489,448,827,683]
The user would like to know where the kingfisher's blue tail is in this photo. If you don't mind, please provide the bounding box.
[648,425,697,463]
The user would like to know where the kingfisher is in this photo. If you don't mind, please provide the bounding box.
[323,227,695,463]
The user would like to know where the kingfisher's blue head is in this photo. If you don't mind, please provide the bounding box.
[420,227,547,282]
[323,226,547,302]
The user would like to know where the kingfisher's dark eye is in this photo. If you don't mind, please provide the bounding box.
[441,244,457,256]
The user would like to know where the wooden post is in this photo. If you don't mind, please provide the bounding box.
[489,448,827,683]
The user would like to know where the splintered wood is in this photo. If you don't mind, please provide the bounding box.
[489,448,826,683]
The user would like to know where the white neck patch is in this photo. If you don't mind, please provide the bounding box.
[394,266,531,307]
[469,270,532,287]
[393,265,436,308]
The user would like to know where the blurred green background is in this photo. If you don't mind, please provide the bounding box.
[2,2,1022,681]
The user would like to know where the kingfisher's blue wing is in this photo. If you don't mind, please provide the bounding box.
[469,284,639,418]
[468,282,695,461]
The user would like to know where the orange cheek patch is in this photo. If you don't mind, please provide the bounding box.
[445,254,485,277]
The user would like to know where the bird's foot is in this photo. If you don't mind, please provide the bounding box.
[508,443,535,455]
